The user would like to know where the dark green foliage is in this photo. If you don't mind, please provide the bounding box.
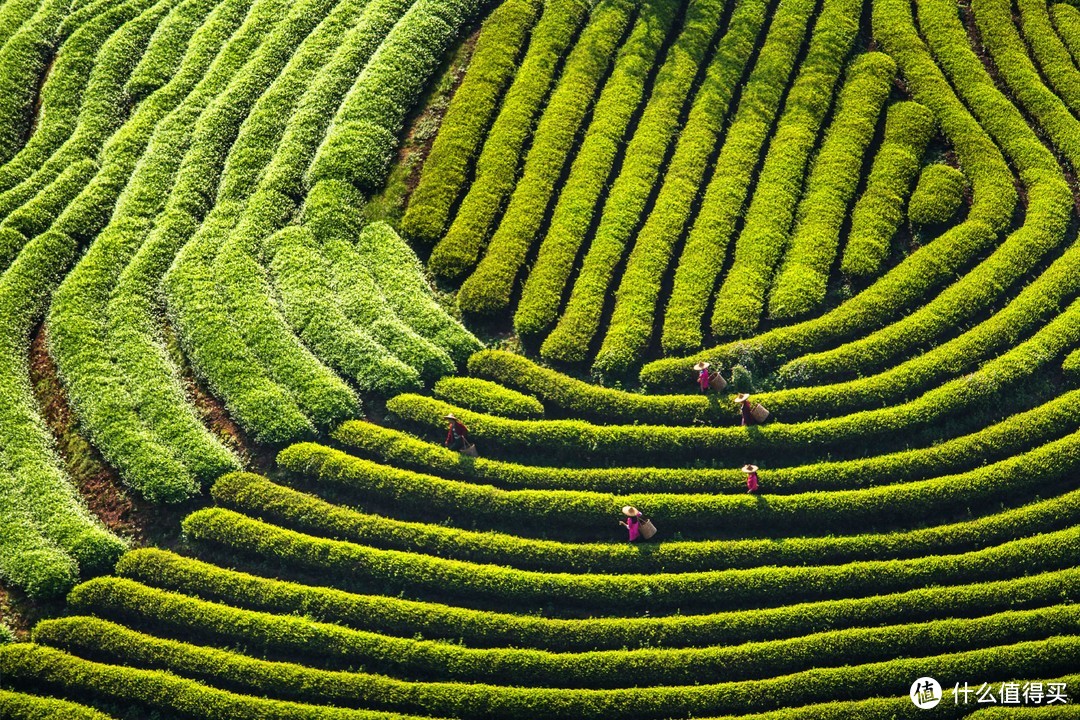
[540,0,729,362]
[433,376,544,418]
[768,52,896,318]
[400,0,544,244]
[309,0,487,192]
[840,101,935,277]
[513,0,679,337]
[456,0,638,314]
[426,0,595,279]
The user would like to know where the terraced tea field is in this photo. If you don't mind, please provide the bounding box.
[0,0,1078,716]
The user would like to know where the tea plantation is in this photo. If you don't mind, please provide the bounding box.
[0,0,1078,715]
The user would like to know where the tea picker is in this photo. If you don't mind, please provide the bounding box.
[742,464,759,493]
[734,393,769,426]
[693,361,726,393]
[443,413,477,456]
[619,505,657,542]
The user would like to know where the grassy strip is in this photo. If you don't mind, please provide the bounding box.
[0,0,44,51]
[0,490,79,599]
[182,505,1080,613]
[267,226,422,394]
[389,295,1080,459]
[0,688,116,720]
[353,222,480,364]
[308,0,486,193]
[0,229,127,597]
[96,0,292,467]
[709,0,865,338]
[0,0,158,217]
[116,549,1080,651]
[0,0,69,166]
[839,101,935,277]
[456,0,638,313]
[1065,348,1080,379]
[314,203,457,382]
[593,0,774,371]
[1019,0,1080,111]
[0,644,424,720]
[125,0,221,99]
[0,159,99,271]
[764,0,1076,385]
[184,0,377,433]
[433,377,543,418]
[47,0,249,502]
[200,0,446,401]
[212,205,363,432]
[512,0,679,337]
[729,0,1069,341]
[203,0,476,418]
[162,224,316,445]
[336,389,1080,492]
[686,0,855,343]
[908,163,965,224]
[0,21,210,583]
[254,0,419,206]
[16,624,1080,719]
[538,0,728,361]
[791,0,1075,381]
[457,347,737,424]
[171,0,421,432]
[767,53,895,319]
[2,157,99,241]
[1052,3,1080,66]
[92,0,299,471]
[215,470,1080,573]
[37,605,1080,693]
[426,0,595,279]
[668,0,870,350]
[781,244,1080,393]
[973,0,1080,165]
[400,0,542,245]
[161,0,365,442]
[765,234,1080,415]
[639,0,1016,389]
[0,0,157,232]
[279,432,1080,536]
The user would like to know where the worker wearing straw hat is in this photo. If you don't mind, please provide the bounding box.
[619,506,643,542]
[694,361,712,393]
[443,413,470,452]
[734,393,756,426]
[741,464,759,493]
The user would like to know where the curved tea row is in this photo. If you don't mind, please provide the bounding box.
[0,0,1078,715]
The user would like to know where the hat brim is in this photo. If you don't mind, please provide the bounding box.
[741,464,759,473]
[734,393,750,403]
[693,361,711,371]
[621,505,639,517]
[443,414,457,420]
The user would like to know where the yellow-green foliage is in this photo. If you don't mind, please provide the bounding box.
[908,163,966,224]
